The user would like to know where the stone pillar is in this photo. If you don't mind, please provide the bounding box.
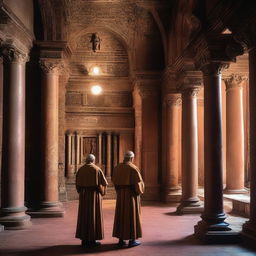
[177,87,203,214]
[164,94,182,202]
[36,59,64,217]
[0,58,3,232]
[113,133,119,167]
[0,46,31,229]
[194,62,233,240]
[66,131,74,179]
[106,132,111,177]
[75,132,80,171]
[242,47,256,243]
[98,133,102,165]
[224,74,247,193]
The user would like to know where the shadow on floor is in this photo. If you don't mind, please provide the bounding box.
[1,237,202,256]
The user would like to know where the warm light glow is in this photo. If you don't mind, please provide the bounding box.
[92,66,100,75]
[91,85,102,95]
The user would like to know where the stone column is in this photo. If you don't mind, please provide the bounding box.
[66,131,74,179]
[194,62,233,239]
[164,94,181,202]
[36,59,64,217]
[0,58,3,232]
[113,133,119,168]
[80,135,84,164]
[75,132,80,171]
[224,74,247,193]
[98,133,102,165]
[0,46,31,229]
[177,87,203,214]
[242,47,256,243]
[106,132,111,177]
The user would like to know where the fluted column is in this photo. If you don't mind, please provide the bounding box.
[37,59,64,217]
[242,47,256,243]
[194,62,232,239]
[0,46,31,229]
[106,132,111,177]
[224,74,247,193]
[177,87,203,214]
[98,133,102,165]
[164,94,181,202]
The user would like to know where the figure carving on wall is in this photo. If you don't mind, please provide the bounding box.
[90,33,101,52]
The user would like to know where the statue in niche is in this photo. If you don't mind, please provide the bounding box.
[90,33,101,52]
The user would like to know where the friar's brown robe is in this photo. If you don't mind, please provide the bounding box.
[75,163,108,241]
[112,161,145,240]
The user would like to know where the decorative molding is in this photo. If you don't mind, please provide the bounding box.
[165,94,182,106]
[182,87,200,98]
[224,73,248,90]
[192,34,244,71]
[39,59,64,74]
[201,62,229,76]
[0,43,29,63]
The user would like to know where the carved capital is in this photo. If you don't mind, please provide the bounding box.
[193,34,243,71]
[201,62,229,76]
[39,59,64,74]
[165,94,182,106]
[182,87,200,98]
[0,44,29,64]
[224,74,248,90]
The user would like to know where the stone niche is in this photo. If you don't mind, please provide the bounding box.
[64,29,134,200]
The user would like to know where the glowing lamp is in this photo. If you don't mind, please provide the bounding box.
[91,85,102,95]
[92,66,100,75]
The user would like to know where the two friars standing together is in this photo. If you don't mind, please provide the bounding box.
[75,151,145,248]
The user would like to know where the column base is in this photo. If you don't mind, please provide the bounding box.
[164,187,181,202]
[241,221,256,248]
[27,201,64,218]
[0,206,32,230]
[224,188,248,194]
[176,197,204,214]
[194,220,240,243]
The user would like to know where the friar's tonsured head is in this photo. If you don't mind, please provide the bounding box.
[124,151,135,162]
[85,154,96,164]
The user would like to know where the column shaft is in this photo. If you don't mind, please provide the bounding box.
[177,88,202,214]
[194,63,231,240]
[66,132,73,179]
[33,59,64,217]
[164,94,181,202]
[225,75,246,193]
[0,47,31,229]
[98,133,102,165]
[106,133,111,177]
[75,132,80,171]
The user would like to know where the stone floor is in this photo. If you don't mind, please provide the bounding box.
[0,200,255,256]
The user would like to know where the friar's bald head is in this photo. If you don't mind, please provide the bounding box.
[123,151,135,163]
[85,154,96,164]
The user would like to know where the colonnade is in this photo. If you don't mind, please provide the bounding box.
[65,131,120,179]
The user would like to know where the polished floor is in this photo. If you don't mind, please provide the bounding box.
[0,200,255,256]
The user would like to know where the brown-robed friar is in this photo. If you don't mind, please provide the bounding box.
[112,151,145,248]
[75,154,108,248]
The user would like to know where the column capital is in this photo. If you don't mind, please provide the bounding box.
[0,44,29,64]
[164,94,182,106]
[224,73,248,90]
[192,34,243,72]
[182,87,201,98]
[39,59,64,74]
[201,62,229,76]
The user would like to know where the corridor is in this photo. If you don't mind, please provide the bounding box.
[0,200,253,256]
